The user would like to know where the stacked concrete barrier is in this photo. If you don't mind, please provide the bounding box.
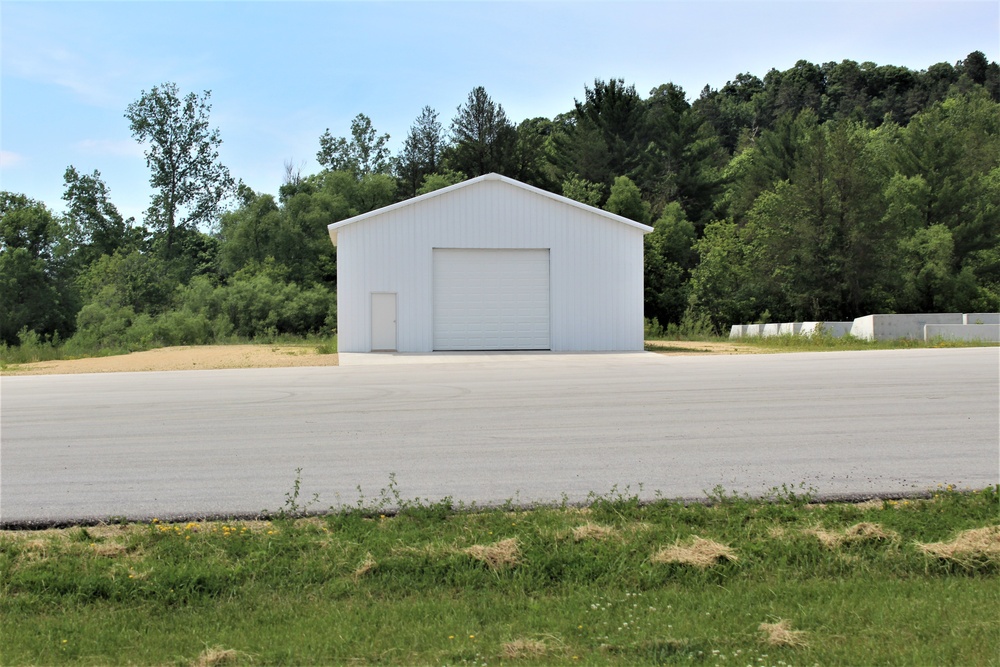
[727,313,998,341]
[799,322,854,337]
[963,313,1000,325]
[925,323,1000,342]
[850,314,963,341]
[729,321,852,339]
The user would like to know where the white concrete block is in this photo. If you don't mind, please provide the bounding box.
[744,324,762,337]
[800,321,854,338]
[851,314,963,341]
[964,313,1000,325]
[762,323,782,337]
[925,324,1000,342]
[778,322,803,335]
[729,325,746,339]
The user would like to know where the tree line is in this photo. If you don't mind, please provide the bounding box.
[2,51,997,352]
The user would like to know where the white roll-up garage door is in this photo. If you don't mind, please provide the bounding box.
[433,249,550,350]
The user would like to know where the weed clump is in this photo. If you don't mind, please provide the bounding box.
[651,536,737,568]
[759,619,808,647]
[464,538,520,570]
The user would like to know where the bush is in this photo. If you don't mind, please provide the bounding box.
[58,271,336,354]
[217,274,334,339]
[151,310,213,346]
[65,289,138,354]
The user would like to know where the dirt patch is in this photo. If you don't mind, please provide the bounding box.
[645,340,766,355]
[3,340,758,375]
[2,345,338,376]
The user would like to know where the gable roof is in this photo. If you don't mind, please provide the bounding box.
[327,172,653,244]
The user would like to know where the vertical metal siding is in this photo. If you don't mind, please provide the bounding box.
[337,179,645,352]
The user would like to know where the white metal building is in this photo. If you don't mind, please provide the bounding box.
[328,173,652,353]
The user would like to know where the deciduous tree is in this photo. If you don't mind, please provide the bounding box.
[317,113,392,178]
[125,83,234,254]
[62,166,136,266]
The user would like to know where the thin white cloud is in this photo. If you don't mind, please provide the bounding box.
[0,150,25,170]
[5,43,119,108]
[75,139,145,159]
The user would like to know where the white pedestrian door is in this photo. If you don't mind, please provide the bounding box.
[371,293,397,351]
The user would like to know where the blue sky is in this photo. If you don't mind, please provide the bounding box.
[2,1,997,223]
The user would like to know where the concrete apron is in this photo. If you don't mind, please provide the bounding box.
[338,350,663,366]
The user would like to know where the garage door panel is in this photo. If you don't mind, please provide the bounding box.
[433,249,550,351]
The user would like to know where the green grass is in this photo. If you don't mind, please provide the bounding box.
[645,332,999,353]
[738,333,998,352]
[1,486,997,665]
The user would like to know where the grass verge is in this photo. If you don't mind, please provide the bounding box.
[645,333,999,354]
[1,485,997,665]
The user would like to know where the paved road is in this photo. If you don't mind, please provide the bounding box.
[2,348,997,525]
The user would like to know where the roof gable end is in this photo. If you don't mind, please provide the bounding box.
[328,173,652,244]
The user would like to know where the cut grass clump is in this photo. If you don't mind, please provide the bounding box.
[572,522,617,542]
[805,522,897,549]
[352,552,377,579]
[1,486,997,665]
[501,638,548,659]
[759,619,809,647]
[917,525,1000,570]
[192,647,239,666]
[651,536,737,568]
[464,538,520,570]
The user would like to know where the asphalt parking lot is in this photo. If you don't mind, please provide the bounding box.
[1,347,997,525]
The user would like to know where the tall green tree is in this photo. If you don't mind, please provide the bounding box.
[639,83,725,227]
[644,202,697,325]
[737,116,894,321]
[604,175,650,223]
[124,83,234,254]
[693,72,766,153]
[317,113,392,178]
[561,173,604,206]
[396,106,445,197]
[511,117,558,190]
[62,166,136,267]
[0,194,76,344]
[575,79,644,182]
[446,86,517,177]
